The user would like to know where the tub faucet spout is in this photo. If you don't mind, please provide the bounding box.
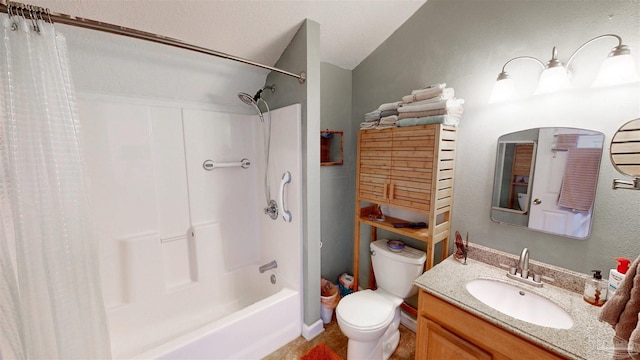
[259,260,277,273]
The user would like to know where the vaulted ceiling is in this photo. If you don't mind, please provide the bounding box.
[26,0,427,70]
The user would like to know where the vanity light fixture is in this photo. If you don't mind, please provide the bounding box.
[489,34,639,103]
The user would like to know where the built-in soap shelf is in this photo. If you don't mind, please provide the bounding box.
[320,130,343,166]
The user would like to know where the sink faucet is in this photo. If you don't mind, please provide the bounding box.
[518,248,530,279]
[507,247,542,287]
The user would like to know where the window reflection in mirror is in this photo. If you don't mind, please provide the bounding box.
[491,128,605,239]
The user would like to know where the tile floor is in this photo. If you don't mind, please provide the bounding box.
[263,317,416,360]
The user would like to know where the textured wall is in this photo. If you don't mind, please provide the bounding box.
[352,0,640,287]
[320,63,355,284]
[266,20,322,328]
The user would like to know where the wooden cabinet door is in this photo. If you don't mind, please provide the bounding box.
[417,318,492,360]
[512,143,534,177]
[389,126,436,212]
[358,129,392,204]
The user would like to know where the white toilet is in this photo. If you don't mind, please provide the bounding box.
[517,192,527,211]
[336,239,426,360]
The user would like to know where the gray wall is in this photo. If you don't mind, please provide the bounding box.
[352,0,640,287]
[320,62,354,284]
[266,20,322,327]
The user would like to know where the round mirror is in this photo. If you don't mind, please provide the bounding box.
[610,119,640,177]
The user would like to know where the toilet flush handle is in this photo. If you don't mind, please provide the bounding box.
[370,249,376,256]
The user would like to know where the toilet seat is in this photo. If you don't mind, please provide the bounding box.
[337,290,395,331]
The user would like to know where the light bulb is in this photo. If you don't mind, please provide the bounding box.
[535,66,571,94]
[592,54,639,87]
[489,77,516,103]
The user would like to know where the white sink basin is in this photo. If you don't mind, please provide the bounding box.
[465,278,574,329]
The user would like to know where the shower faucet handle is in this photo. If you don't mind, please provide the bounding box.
[264,200,278,220]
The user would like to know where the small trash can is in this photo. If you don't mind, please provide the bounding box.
[320,278,340,324]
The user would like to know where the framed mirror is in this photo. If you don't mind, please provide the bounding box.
[610,118,640,190]
[491,127,605,239]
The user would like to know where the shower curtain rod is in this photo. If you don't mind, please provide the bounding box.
[0,1,307,84]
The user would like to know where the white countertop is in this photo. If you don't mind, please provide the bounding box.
[414,256,616,360]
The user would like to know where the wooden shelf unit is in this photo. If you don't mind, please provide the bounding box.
[507,143,533,210]
[353,124,457,290]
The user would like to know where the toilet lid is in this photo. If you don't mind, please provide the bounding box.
[338,290,394,329]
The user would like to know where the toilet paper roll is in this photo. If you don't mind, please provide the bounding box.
[339,273,354,289]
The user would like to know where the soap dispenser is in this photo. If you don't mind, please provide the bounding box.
[608,258,630,299]
[584,270,607,307]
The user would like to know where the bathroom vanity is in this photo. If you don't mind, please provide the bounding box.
[414,248,614,360]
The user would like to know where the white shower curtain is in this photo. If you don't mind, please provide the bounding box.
[0,14,111,359]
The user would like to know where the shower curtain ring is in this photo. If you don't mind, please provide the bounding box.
[7,1,18,31]
[28,5,40,33]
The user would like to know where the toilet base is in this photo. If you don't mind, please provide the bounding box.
[346,337,383,360]
[382,329,400,360]
[345,328,400,360]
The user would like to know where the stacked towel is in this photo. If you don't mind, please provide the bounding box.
[411,83,446,95]
[360,121,378,130]
[377,101,403,111]
[403,88,455,104]
[398,98,464,113]
[380,109,399,118]
[360,82,463,131]
[600,254,640,359]
[398,100,464,124]
[376,115,399,129]
[397,115,460,127]
[364,110,381,122]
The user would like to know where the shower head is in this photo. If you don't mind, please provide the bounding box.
[238,92,257,106]
[238,91,265,122]
[238,85,274,122]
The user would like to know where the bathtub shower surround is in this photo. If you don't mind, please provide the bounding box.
[0,13,111,359]
[81,97,303,358]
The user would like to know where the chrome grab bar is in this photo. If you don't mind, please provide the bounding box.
[202,158,250,171]
[280,171,292,222]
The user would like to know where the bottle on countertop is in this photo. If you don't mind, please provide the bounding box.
[584,270,607,307]
[608,258,631,299]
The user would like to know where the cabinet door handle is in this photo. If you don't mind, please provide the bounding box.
[384,182,390,200]
[389,182,395,200]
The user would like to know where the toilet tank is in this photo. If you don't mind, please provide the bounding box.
[370,239,426,299]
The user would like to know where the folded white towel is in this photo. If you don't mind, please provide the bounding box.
[411,83,446,95]
[379,115,398,125]
[377,101,403,111]
[397,115,460,127]
[403,88,454,103]
[398,98,465,113]
[360,121,378,130]
[364,109,382,122]
[401,92,455,107]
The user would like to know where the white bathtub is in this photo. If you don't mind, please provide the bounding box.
[81,97,304,359]
[134,285,301,360]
